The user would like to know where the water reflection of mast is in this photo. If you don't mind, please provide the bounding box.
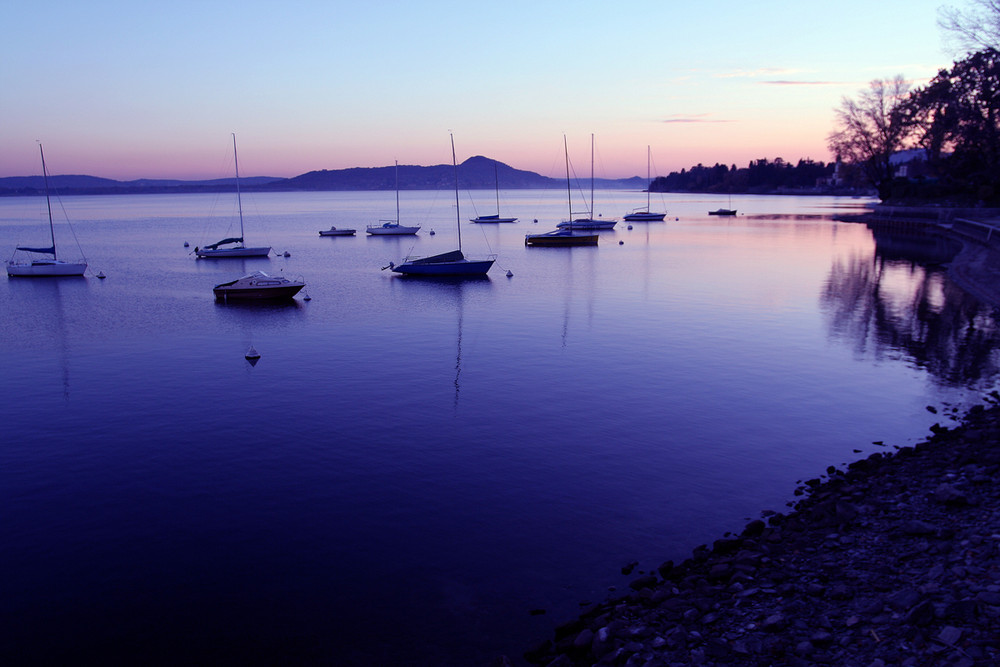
[454,294,463,409]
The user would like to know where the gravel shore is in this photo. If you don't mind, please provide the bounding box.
[516,227,1000,667]
[520,399,1000,666]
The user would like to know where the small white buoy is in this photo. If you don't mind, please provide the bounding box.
[183,241,189,247]
[627,224,633,230]
[619,240,624,245]
[96,271,106,279]
[283,251,291,257]
[303,292,312,301]
[245,346,261,365]
[429,229,435,235]
[506,269,513,278]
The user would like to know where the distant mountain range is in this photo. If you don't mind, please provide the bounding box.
[0,156,646,196]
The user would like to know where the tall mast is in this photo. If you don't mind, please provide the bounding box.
[232,133,245,242]
[493,160,500,215]
[646,145,652,210]
[451,133,461,251]
[394,160,400,223]
[590,134,595,218]
[38,143,56,259]
[564,135,571,221]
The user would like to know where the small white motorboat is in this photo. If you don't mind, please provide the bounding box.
[213,270,305,300]
[319,226,356,236]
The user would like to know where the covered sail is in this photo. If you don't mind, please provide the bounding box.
[403,250,465,265]
[203,237,244,250]
[15,245,56,254]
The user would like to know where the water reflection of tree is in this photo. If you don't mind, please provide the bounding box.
[821,231,1000,387]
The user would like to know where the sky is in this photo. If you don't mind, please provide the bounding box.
[1,0,962,181]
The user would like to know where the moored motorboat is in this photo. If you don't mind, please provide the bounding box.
[213,270,305,300]
[708,208,738,216]
[319,226,356,236]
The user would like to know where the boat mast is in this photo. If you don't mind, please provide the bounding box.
[232,133,245,244]
[38,143,56,260]
[451,134,461,251]
[394,160,400,223]
[590,134,595,219]
[493,160,500,215]
[646,145,651,211]
[564,135,572,221]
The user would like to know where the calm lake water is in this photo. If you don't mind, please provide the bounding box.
[2,189,998,665]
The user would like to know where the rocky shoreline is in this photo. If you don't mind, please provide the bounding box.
[504,217,1000,667]
[517,398,1000,666]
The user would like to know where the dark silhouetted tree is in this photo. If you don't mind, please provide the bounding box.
[828,76,911,200]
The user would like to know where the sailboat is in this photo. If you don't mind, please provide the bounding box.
[7,144,88,277]
[367,161,421,235]
[555,134,616,230]
[470,160,517,223]
[623,146,667,221]
[709,193,737,216]
[195,134,271,258]
[384,135,495,276]
[526,137,599,246]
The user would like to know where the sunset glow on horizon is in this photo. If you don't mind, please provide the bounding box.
[3,1,953,181]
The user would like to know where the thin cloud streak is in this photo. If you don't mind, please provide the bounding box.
[759,80,843,86]
[661,115,735,124]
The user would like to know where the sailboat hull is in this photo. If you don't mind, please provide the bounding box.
[470,216,517,223]
[366,223,420,235]
[391,258,495,276]
[195,246,271,258]
[525,231,598,246]
[623,211,666,221]
[556,218,617,230]
[7,260,87,277]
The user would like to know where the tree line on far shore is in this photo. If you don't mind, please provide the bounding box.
[647,158,869,196]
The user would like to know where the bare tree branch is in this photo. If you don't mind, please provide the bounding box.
[939,0,1000,55]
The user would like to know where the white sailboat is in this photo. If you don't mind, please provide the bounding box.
[195,134,272,258]
[470,160,517,223]
[526,136,599,246]
[623,146,667,221]
[555,134,616,231]
[367,162,421,235]
[385,135,496,276]
[7,144,88,277]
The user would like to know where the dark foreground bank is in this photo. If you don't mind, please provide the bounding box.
[516,398,1000,666]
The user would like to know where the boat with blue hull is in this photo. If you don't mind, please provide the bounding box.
[386,136,495,276]
[623,146,667,222]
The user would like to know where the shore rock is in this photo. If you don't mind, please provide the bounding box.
[524,396,1000,666]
